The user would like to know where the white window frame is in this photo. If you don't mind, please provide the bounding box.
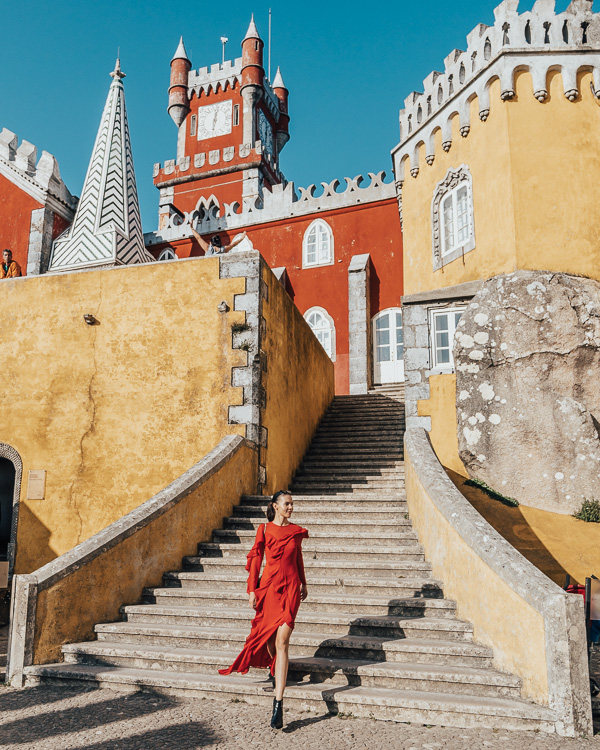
[431,165,475,271]
[302,219,334,269]
[158,248,177,261]
[190,115,197,137]
[304,306,336,361]
[429,305,466,373]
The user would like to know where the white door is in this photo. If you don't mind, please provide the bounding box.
[373,308,404,384]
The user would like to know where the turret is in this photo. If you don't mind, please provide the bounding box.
[168,37,192,128]
[240,15,264,144]
[272,67,290,153]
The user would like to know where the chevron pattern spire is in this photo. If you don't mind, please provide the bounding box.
[48,60,153,272]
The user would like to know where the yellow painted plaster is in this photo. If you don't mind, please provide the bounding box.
[402,73,600,296]
[261,266,335,493]
[33,442,257,663]
[417,374,467,477]
[0,258,247,573]
[405,449,549,705]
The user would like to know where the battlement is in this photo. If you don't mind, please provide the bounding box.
[392,0,600,174]
[0,128,77,216]
[188,57,243,97]
[145,171,395,246]
[153,140,283,185]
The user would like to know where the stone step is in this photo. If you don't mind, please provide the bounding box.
[183,558,433,578]
[232,506,408,520]
[319,416,405,425]
[24,665,554,732]
[285,489,407,498]
[141,589,454,618]
[212,528,418,544]
[59,644,520,699]
[94,622,479,658]
[290,481,405,491]
[194,542,423,562]
[240,494,407,505]
[299,457,403,466]
[315,424,405,433]
[94,624,489,667]
[309,435,403,445]
[120,605,469,640]
[293,469,405,479]
[162,572,443,597]
[223,517,414,533]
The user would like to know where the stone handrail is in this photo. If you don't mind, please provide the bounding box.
[7,434,258,687]
[404,427,592,737]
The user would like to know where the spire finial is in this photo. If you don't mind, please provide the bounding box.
[244,13,261,41]
[110,58,126,81]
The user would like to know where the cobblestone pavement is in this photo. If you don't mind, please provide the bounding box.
[0,682,598,750]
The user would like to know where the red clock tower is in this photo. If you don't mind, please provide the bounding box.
[154,17,290,225]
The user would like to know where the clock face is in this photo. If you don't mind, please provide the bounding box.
[197,101,233,140]
[258,110,274,155]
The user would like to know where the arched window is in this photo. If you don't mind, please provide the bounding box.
[304,307,336,360]
[158,248,177,261]
[302,220,333,268]
[431,165,475,271]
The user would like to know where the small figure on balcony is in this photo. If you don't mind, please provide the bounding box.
[0,250,21,279]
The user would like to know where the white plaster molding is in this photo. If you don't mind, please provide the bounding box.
[392,0,600,173]
[145,172,396,247]
[188,58,242,99]
[431,164,476,271]
[0,128,77,219]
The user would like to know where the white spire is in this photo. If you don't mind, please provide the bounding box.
[244,14,261,41]
[171,36,190,63]
[48,60,153,272]
[272,66,286,89]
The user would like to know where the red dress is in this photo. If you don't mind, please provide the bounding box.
[218,521,308,676]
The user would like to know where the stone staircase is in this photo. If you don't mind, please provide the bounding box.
[25,388,554,731]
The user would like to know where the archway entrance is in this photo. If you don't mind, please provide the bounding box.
[0,458,15,566]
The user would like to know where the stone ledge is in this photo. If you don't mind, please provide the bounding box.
[404,427,593,737]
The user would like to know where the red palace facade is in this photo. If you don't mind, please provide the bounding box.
[146,18,404,394]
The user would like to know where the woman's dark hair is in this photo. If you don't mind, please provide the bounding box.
[211,234,222,248]
[267,490,292,522]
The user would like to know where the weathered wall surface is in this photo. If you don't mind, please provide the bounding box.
[261,262,335,493]
[0,258,247,573]
[405,428,592,737]
[400,72,600,297]
[455,271,600,514]
[417,374,467,476]
[6,436,256,675]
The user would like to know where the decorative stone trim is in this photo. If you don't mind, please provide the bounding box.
[145,172,396,247]
[219,251,268,489]
[405,428,593,737]
[431,165,475,271]
[392,0,600,176]
[0,129,77,219]
[0,443,23,579]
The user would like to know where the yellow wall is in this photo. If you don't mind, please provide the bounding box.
[33,440,257,663]
[405,445,549,705]
[401,72,600,296]
[0,259,247,573]
[417,374,466,476]
[261,265,335,493]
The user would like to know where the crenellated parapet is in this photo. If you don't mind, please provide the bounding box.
[145,171,395,246]
[153,140,283,187]
[0,127,77,218]
[392,0,600,176]
[188,58,242,98]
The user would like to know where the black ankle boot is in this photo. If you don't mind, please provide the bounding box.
[270,697,283,729]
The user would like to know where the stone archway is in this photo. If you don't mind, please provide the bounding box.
[0,444,23,578]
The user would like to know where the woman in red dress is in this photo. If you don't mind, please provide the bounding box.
[218,490,308,729]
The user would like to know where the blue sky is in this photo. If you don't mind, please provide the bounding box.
[0,1,582,229]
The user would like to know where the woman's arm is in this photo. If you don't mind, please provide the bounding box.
[190,225,210,253]
[224,231,248,251]
[246,523,266,594]
[296,543,307,587]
